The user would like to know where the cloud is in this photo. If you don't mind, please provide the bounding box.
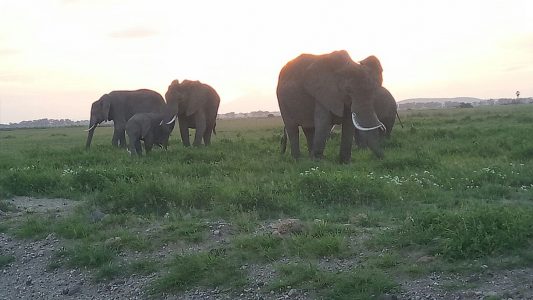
[0,48,21,56]
[108,27,158,39]
[0,73,33,83]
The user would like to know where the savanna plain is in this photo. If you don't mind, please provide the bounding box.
[1,105,533,299]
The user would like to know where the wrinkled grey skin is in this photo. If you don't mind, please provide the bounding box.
[86,89,165,149]
[125,112,175,156]
[355,86,397,148]
[164,80,220,147]
[277,50,385,163]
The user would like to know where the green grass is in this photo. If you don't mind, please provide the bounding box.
[149,252,246,295]
[379,204,533,260]
[0,255,15,268]
[2,106,533,296]
[270,263,397,299]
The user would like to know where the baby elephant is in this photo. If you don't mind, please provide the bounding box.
[126,113,176,156]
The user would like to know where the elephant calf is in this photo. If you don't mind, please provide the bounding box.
[126,112,176,156]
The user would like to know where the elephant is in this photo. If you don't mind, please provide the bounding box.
[85,89,166,149]
[164,79,220,147]
[125,112,176,156]
[276,50,386,163]
[354,86,401,148]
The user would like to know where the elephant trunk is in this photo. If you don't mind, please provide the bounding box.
[351,104,385,158]
[359,129,384,159]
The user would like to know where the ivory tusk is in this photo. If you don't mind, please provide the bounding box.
[84,124,96,132]
[166,115,177,125]
[351,112,386,131]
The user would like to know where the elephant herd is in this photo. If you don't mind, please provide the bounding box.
[86,50,399,162]
[85,80,220,155]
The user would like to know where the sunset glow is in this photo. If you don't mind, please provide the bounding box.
[0,0,532,123]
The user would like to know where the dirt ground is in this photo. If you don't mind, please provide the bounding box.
[2,197,533,299]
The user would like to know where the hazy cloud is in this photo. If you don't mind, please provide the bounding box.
[109,27,158,39]
[0,48,21,56]
[0,73,33,83]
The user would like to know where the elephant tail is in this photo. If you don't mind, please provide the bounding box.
[212,123,217,135]
[396,111,404,128]
[280,127,288,154]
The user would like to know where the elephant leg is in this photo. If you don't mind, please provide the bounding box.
[312,105,332,160]
[144,133,154,154]
[285,125,301,159]
[203,126,213,146]
[112,127,121,147]
[126,132,136,155]
[133,139,142,156]
[118,131,127,148]
[193,113,207,146]
[113,122,127,148]
[302,127,315,156]
[178,118,191,147]
[339,109,355,163]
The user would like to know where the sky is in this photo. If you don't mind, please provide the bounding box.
[0,0,532,123]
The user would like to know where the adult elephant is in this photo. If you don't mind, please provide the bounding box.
[354,86,399,148]
[277,50,386,163]
[164,79,220,147]
[85,89,165,149]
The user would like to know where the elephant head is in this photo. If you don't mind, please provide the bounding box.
[85,94,111,149]
[164,79,210,117]
[303,51,385,158]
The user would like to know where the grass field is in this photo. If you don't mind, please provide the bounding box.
[1,105,533,298]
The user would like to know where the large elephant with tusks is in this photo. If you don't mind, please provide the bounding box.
[85,89,165,149]
[277,50,386,163]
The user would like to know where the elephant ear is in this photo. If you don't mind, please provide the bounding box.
[101,94,111,121]
[185,82,208,117]
[359,55,383,86]
[304,61,347,117]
